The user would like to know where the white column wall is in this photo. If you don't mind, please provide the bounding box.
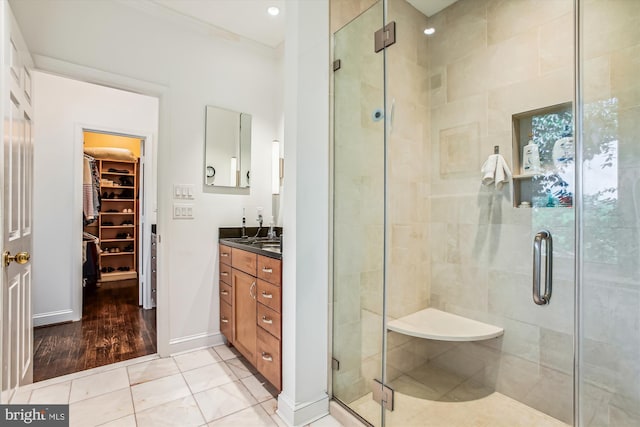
[278,0,331,425]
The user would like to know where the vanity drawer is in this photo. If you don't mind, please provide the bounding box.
[219,244,232,265]
[220,300,233,343]
[257,280,281,313]
[257,304,281,340]
[256,327,281,390]
[232,248,257,275]
[257,255,281,286]
[219,263,231,285]
[220,282,232,306]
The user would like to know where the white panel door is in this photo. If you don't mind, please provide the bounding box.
[1,2,34,403]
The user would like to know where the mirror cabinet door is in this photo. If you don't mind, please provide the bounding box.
[204,105,251,188]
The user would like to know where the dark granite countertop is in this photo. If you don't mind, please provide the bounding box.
[219,227,283,260]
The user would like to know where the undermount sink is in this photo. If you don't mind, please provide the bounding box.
[223,237,281,253]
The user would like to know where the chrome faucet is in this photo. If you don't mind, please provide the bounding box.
[253,208,264,239]
[241,208,248,238]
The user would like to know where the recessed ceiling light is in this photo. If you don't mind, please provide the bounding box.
[267,6,280,16]
[424,27,435,35]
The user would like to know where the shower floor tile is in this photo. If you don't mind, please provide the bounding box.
[349,375,569,427]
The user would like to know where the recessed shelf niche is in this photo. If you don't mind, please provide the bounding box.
[511,102,573,208]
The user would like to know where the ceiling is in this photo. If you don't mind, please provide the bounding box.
[150,0,286,48]
[144,0,456,49]
[407,0,458,17]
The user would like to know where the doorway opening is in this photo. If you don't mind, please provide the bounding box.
[32,130,156,382]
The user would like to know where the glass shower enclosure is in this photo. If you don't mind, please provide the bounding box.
[331,0,640,426]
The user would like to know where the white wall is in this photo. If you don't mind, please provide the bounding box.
[278,0,330,425]
[11,0,282,352]
[32,72,159,325]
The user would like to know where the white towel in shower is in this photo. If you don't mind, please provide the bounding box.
[481,154,512,190]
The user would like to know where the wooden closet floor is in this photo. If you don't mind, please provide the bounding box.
[33,284,156,382]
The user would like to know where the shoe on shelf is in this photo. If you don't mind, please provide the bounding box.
[102,221,114,226]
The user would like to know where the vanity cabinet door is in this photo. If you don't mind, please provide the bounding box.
[257,303,281,339]
[257,255,281,286]
[257,280,281,312]
[220,263,231,285]
[256,327,281,390]
[219,244,232,265]
[232,268,257,365]
[220,300,233,344]
[232,247,257,275]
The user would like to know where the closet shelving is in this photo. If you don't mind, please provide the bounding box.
[98,159,138,282]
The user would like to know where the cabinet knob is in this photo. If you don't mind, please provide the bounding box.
[221,317,229,323]
[262,267,273,273]
[221,253,229,257]
[261,352,273,362]
[261,291,273,299]
[261,316,273,324]
[220,272,228,276]
[220,290,229,296]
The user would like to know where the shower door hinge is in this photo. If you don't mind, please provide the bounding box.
[331,357,340,370]
[371,379,394,411]
[333,59,341,71]
[374,21,396,53]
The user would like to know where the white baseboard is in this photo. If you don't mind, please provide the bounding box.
[33,309,77,327]
[168,331,225,355]
[277,392,329,427]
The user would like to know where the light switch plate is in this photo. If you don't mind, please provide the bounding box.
[173,203,194,219]
[173,184,195,200]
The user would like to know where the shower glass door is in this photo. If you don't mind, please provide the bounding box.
[579,0,640,425]
[331,2,386,425]
[380,0,576,425]
[332,0,640,425]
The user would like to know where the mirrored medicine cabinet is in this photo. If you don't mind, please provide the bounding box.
[204,105,252,190]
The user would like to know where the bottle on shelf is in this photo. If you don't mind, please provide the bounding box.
[522,133,541,175]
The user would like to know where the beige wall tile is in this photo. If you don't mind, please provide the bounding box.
[539,13,573,75]
[331,0,379,34]
[487,0,572,46]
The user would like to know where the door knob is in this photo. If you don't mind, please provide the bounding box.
[3,251,31,267]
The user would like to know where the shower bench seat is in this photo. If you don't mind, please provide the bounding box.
[387,308,504,342]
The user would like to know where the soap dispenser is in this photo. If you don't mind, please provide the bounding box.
[553,125,574,167]
[267,216,277,239]
[522,133,541,175]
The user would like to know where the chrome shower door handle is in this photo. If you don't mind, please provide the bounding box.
[533,230,553,305]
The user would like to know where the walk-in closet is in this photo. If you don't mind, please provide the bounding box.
[32,131,156,382]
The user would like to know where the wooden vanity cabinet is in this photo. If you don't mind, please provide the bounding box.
[218,243,282,391]
[218,244,233,344]
[231,268,257,365]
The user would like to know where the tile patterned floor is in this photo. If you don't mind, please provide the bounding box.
[11,345,344,427]
[348,374,570,427]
